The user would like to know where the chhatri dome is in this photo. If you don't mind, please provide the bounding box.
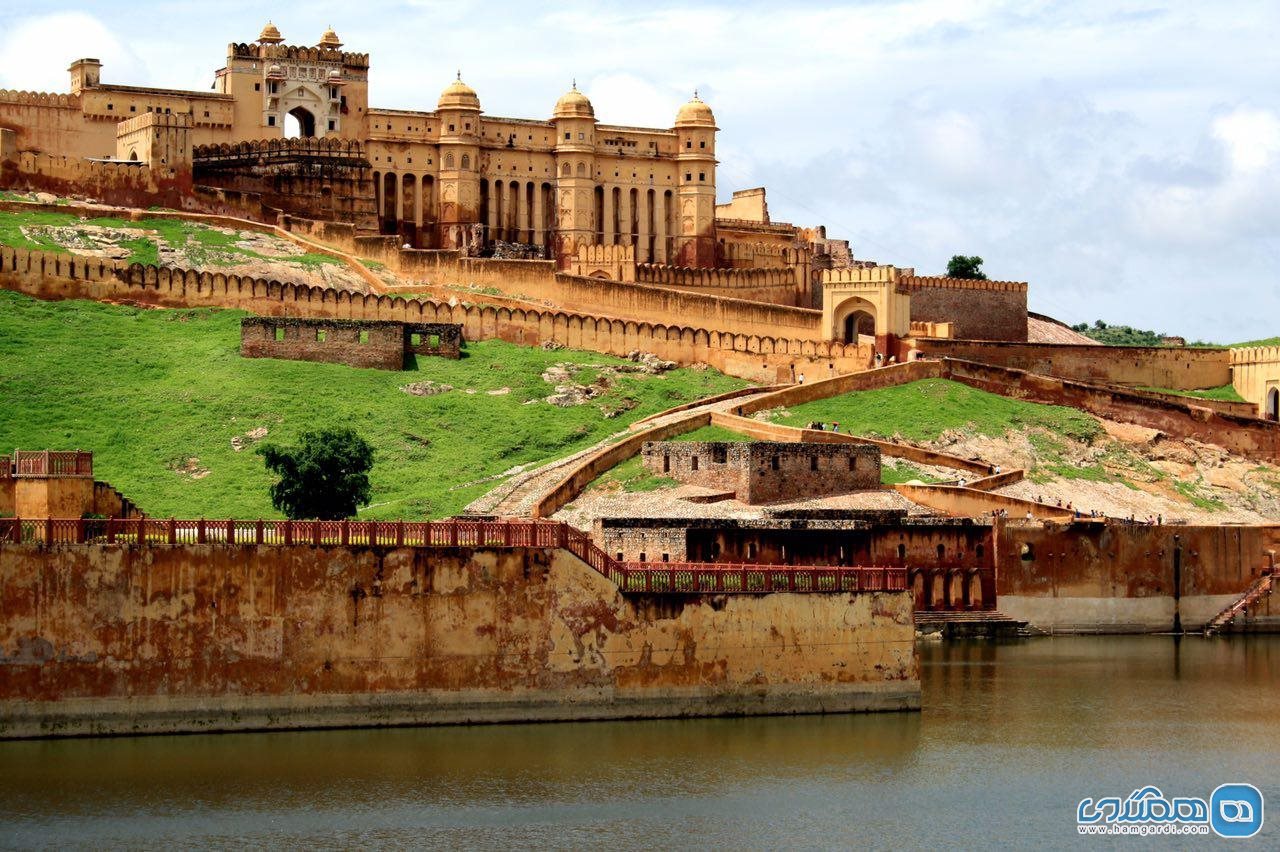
[675,91,716,127]
[257,21,284,44]
[552,82,594,120]
[318,26,343,49]
[438,73,481,111]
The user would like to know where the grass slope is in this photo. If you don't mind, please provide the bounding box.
[1138,384,1246,403]
[0,292,746,519]
[773,378,1102,443]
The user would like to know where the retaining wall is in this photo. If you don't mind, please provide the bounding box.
[0,542,918,737]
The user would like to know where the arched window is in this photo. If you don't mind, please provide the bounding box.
[444,152,455,168]
[576,162,586,177]
[561,162,571,177]
[461,154,471,169]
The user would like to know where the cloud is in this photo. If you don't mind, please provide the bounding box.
[0,12,147,92]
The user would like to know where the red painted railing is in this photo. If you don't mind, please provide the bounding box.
[11,450,93,478]
[0,517,907,596]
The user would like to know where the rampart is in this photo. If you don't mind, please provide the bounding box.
[900,275,1028,343]
[1230,345,1280,416]
[912,338,1232,391]
[640,440,881,503]
[0,245,870,383]
[942,358,1280,464]
[0,537,918,738]
[997,520,1280,633]
[635,263,800,307]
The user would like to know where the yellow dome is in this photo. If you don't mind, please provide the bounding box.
[318,27,343,49]
[258,21,284,44]
[438,74,481,111]
[553,84,594,120]
[675,92,715,127]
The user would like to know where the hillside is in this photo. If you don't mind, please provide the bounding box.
[569,379,1280,526]
[0,291,746,519]
[0,204,382,292]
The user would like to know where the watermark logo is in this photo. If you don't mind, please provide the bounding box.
[1077,784,1264,838]
[1211,784,1264,839]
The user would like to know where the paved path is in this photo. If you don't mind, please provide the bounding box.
[466,390,777,518]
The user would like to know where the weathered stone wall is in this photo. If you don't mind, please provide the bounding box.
[640,441,880,503]
[997,520,1280,633]
[0,542,919,738]
[904,277,1027,342]
[240,317,406,369]
[1231,345,1280,418]
[912,338,1232,390]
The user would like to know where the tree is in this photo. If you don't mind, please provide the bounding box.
[257,428,374,520]
[946,255,988,280]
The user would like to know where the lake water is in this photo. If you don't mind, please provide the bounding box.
[2,636,1277,848]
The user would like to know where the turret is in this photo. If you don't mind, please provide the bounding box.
[436,74,482,251]
[552,83,597,266]
[68,58,101,95]
[673,92,717,266]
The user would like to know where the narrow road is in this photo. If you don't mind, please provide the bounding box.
[466,389,778,518]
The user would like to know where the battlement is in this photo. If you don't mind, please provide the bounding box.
[115,112,194,134]
[902,275,1027,294]
[193,137,366,160]
[0,89,78,108]
[1230,346,1280,365]
[823,266,912,285]
[636,263,794,289]
[229,42,370,68]
[568,243,636,281]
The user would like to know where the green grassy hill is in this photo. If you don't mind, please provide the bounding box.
[0,292,745,519]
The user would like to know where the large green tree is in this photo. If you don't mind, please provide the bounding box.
[946,255,988,280]
[257,428,374,520]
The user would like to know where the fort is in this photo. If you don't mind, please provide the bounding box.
[1,19,1279,740]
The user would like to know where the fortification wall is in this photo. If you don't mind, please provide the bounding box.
[997,521,1280,633]
[240,317,407,370]
[0,90,114,159]
[913,339,1232,390]
[1231,346,1280,416]
[902,277,1027,342]
[942,359,1280,464]
[0,245,870,383]
[635,263,800,307]
[0,148,194,211]
[0,542,918,737]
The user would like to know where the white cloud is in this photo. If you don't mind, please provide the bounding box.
[0,12,147,92]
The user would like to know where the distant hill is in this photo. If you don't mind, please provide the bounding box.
[1070,320,1214,348]
[1230,336,1280,349]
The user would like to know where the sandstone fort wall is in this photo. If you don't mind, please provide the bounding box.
[997,521,1280,632]
[0,245,871,383]
[902,276,1028,342]
[912,338,1232,391]
[0,542,918,737]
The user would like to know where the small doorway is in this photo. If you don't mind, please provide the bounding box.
[1267,387,1279,421]
[843,310,875,344]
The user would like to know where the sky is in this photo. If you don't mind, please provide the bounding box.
[0,1,1277,343]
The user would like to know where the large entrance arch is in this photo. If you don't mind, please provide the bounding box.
[285,106,316,138]
[843,310,876,343]
[1267,387,1279,421]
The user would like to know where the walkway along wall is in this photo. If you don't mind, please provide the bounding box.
[0,245,871,383]
[0,541,918,738]
[997,520,1280,633]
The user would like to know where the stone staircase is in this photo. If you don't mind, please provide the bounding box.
[1204,571,1278,636]
[914,610,1031,639]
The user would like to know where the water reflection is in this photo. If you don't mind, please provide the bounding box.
[1,637,1276,848]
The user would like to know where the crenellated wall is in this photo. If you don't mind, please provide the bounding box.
[635,262,801,306]
[900,275,1028,342]
[1230,346,1280,418]
[0,245,872,383]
